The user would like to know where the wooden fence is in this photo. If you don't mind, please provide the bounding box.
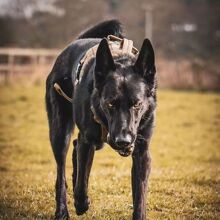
[0,48,219,90]
[0,48,60,83]
[157,58,220,91]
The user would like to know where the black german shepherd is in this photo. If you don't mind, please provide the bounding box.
[46,20,156,220]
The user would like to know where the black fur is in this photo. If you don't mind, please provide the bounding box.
[77,19,123,39]
[45,19,156,220]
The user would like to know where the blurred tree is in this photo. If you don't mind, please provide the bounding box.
[0,17,14,46]
[0,0,219,60]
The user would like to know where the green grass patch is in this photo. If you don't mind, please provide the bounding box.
[0,84,219,219]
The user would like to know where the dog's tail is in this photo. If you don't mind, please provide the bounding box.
[77,19,123,40]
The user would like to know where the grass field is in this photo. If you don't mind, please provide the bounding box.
[0,84,219,220]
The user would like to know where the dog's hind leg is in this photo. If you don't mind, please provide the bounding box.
[73,133,95,215]
[52,125,72,220]
[46,78,74,220]
[72,139,77,190]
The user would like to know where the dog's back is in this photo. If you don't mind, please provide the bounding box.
[45,19,123,127]
[46,20,123,85]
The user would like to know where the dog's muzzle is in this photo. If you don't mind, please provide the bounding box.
[107,133,134,157]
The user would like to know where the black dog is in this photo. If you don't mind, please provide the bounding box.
[45,20,156,220]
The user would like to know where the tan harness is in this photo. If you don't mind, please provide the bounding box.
[75,35,138,85]
[54,35,138,141]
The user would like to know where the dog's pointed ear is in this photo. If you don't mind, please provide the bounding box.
[134,39,156,86]
[94,38,116,89]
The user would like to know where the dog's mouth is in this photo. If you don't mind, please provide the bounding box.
[107,133,135,157]
[117,146,134,157]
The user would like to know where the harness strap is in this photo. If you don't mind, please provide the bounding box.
[75,36,138,84]
[122,38,134,54]
[90,106,108,142]
[107,34,138,54]
[54,83,73,103]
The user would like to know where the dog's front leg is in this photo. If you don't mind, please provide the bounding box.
[131,143,151,220]
[74,133,95,215]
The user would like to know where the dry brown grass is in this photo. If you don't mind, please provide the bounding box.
[0,83,219,219]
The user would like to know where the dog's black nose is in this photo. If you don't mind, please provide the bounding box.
[115,134,132,148]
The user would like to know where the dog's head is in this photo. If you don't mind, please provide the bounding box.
[93,38,156,157]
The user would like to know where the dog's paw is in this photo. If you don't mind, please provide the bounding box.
[74,197,90,215]
[54,207,69,220]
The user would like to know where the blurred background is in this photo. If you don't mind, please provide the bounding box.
[0,0,220,89]
[0,1,219,219]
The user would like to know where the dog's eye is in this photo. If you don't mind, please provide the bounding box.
[106,101,114,108]
[108,103,113,108]
[133,102,142,109]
